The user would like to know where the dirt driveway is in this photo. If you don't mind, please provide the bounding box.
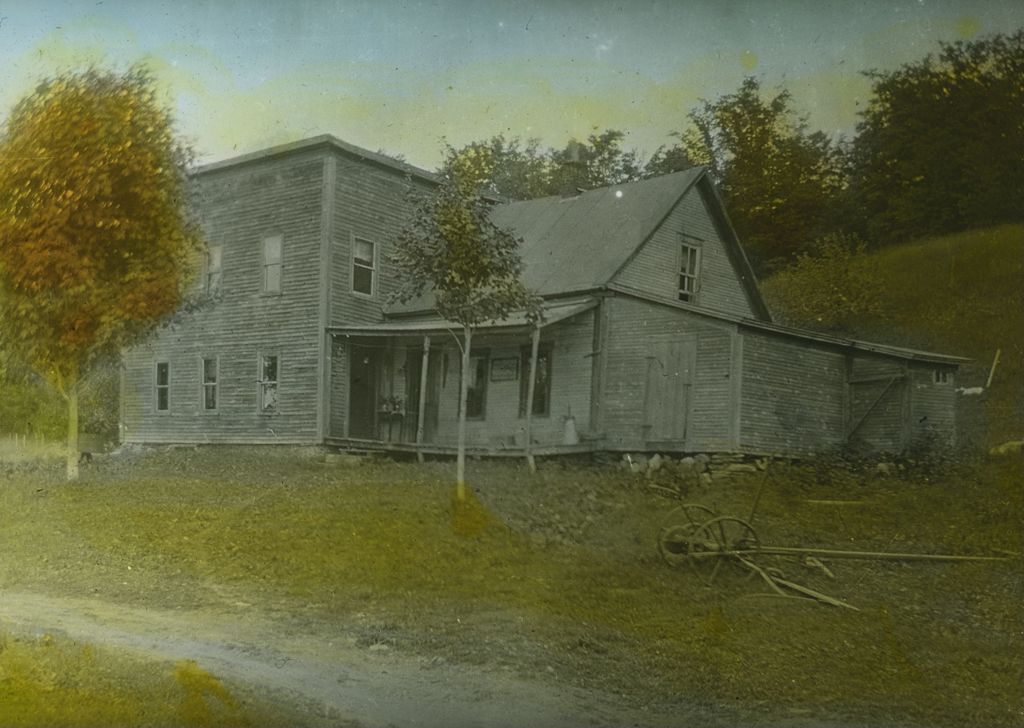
[0,589,672,728]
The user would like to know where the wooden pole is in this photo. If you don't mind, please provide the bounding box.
[524,324,541,474]
[986,348,1001,389]
[415,335,430,463]
[456,325,472,499]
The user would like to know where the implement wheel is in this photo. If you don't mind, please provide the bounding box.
[683,516,761,586]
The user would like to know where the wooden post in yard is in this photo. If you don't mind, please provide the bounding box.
[415,335,430,463]
[524,324,541,474]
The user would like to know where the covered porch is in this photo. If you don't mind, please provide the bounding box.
[325,298,598,459]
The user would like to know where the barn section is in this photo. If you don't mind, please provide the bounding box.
[591,289,966,456]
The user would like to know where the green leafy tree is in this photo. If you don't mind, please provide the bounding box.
[450,135,551,201]
[657,77,846,271]
[0,68,203,479]
[761,232,886,333]
[391,146,541,497]
[850,31,1024,244]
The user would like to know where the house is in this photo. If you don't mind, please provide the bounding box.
[121,135,966,458]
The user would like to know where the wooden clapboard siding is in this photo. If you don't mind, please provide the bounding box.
[329,157,435,327]
[428,311,595,448]
[613,183,756,319]
[908,363,957,446]
[848,355,906,452]
[601,295,735,452]
[122,152,326,444]
[739,330,846,454]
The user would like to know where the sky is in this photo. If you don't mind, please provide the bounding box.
[1,0,1022,170]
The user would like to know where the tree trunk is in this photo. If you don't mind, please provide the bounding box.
[456,324,472,500]
[66,369,79,481]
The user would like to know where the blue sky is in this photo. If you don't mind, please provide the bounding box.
[1,0,1022,168]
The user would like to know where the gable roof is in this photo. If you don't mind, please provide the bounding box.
[193,134,438,184]
[390,169,770,319]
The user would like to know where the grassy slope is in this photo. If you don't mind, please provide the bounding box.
[765,224,1024,443]
[1,450,1021,727]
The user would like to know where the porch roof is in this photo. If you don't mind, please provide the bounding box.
[327,297,597,338]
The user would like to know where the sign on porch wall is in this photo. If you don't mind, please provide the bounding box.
[490,357,519,382]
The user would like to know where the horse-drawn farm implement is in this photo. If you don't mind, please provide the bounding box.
[655,474,1011,609]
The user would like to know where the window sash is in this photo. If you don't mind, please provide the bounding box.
[155,362,170,412]
[206,245,223,291]
[352,238,375,295]
[259,354,279,412]
[678,243,700,302]
[466,353,488,418]
[262,235,282,293]
[201,357,218,411]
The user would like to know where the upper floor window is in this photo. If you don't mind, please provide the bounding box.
[155,361,170,412]
[352,237,375,296]
[933,369,951,385]
[201,357,218,411]
[262,235,282,294]
[678,242,701,303]
[466,351,489,419]
[205,244,223,293]
[259,354,279,412]
[520,345,553,417]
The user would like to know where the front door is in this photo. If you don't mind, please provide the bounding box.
[644,338,696,443]
[349,347,380,439]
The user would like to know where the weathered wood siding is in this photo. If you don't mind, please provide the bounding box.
[848,355,906,453]
[426,311,596,448]
[739,330,847,454]
[600,295,736,451]
[613,184,756,319]
[329,158,434,327]
[122,152,326,444]
[908,364,957,447]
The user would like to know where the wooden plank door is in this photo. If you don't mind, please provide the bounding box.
[644,338,696,443]
[349,347,379,439]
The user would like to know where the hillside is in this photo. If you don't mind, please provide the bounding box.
[763,224,1024,445]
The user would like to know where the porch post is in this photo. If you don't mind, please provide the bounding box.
[415,335,430,463]
[524,324,541,474]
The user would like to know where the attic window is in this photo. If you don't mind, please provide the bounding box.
[678,242,701,303]
[933,369,951,385]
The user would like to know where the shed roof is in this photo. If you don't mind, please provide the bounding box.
[328,297,597,337]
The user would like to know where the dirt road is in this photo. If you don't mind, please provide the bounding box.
[0,590,655,728]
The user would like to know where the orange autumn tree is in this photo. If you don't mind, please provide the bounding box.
[0,68,203,479]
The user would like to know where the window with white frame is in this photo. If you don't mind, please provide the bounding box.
[155,361,170,412]
[262,235,282,294]
[932,369,951,385]
[466,352,489,419]
[678,242,701,303]
[352,237,375,295]
[206,244,223,292]
[201,357,218,411]
[259,354,279,412]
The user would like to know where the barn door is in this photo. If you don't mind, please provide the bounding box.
[644,338,696,443]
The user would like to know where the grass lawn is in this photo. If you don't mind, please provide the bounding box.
[1,447,1022,726]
